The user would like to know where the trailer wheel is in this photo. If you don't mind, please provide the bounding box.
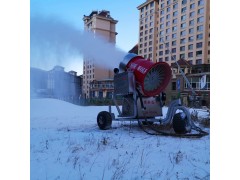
[172,112,187,134]
[97,111,112,130]
[142,121,154,125]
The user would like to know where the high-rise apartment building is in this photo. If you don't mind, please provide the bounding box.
[82,10,118,99]
[137,0,210,65]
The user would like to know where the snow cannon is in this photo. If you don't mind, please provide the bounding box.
[118,53,172,97]
[97,53,209,138]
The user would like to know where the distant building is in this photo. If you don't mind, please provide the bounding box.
[165,61,210,107]
[30,66,83,104]
[137,0,210,107]
[128,44,139,54]
[89,79,114,99]
[137,0,210,65]
[82,10,118,99]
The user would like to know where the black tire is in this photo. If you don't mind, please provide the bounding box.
[142,121,154,125]
[172,113,187,134]
[97,111,112,130]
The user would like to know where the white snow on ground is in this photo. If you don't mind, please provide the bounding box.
[30,98,210,180]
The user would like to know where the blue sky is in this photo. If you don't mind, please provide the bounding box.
[30,0,144,52]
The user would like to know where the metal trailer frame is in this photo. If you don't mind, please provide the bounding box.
[97,70,208,137]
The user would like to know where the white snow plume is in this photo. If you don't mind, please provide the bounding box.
[30,15,126,71]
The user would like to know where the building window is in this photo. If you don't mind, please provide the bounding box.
[173,18,178,24]
[150,15,153,20]
[181,15,186,21]
[197,33,203,40]
[196,42,203,48]
[180,46,185,51]
[181,22,186,29]
[196,59,202,64]
[188,44,193,50]
[161,3,165,8]
[188,52,193,57]
[197,25,204,31]
[173,3,178,9]
[189,19,194,26]
[167,7,171,12]
[166,21,170,26]
[172,48,176,53]
[190,3,195,9]
[181,7,187,13]
[190,11,195,18]
[197,16,204,23]
[149,41,152,45]
[166,14,170,19]
[189,28,194,34]
[167,0,171,5]
[166,28,170,34]
[166,35,170,41]
[172,40,176,46]
[196,50,202,56]
[160,30,164,35]
[172,55,176,60]
[140,32,143,36]
[145,24,148,28]
[173,11,178,16]
[159,44,163,49]
[145,30,148,34]
[180,53,185,59]
[165,50,169,55]
[198,0,204,6]
[159,58,163,62]
[181,30,186,36]
[182,0,187,5]
[159,51,163,55]
[172,33,177,39]
[198,8,204,14]
[165,57,169,61]
[149,47,152,51]
[160,17,164,23]
[160,10,164,15]
[150,1,154,7]
[149,34,152,39]
[180,38,186,44]
[172,26,177,32]
[149,28,153,33]
[188,36,194,42]
[160,24,164,29]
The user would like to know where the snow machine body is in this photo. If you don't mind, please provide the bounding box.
[97,53,208,137]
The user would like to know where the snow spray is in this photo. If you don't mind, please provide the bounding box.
[30,16,126,71]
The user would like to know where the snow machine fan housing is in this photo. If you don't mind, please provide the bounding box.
[119,53,172,96]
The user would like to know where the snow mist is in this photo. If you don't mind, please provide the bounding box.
[30,16,127,71]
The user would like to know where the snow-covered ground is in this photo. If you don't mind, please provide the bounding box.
[30,98,210,180]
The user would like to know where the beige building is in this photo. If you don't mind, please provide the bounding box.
[82,10,118,99]
[137,0,210,65]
